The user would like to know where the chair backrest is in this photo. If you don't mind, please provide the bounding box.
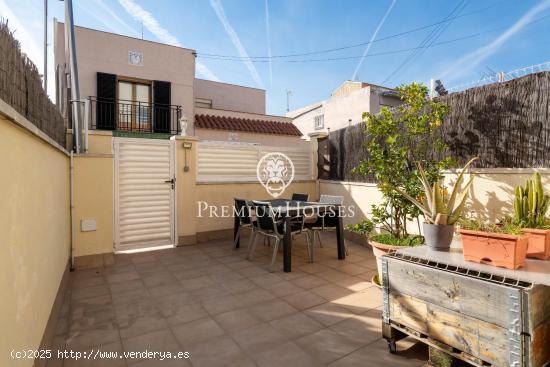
[291,193,309,202]
[319,194,344,205]
[319,195,343,228]
[252,201,278,233]
[234,198,251,224]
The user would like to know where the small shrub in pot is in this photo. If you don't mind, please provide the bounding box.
[458,217,528,270]
[393,157,478,250]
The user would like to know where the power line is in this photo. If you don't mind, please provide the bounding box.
[381,0,469,84]
[198,33,482,62]
[195,13,550,64]
[196,0,507,60]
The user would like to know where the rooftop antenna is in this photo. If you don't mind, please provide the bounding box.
[141,21,143,39]
[286,89,292,112]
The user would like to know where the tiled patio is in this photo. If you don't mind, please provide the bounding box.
[48,233,428,367]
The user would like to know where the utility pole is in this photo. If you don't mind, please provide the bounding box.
[65,0,82,153]
[286,89,292,112]
[44,0,48,93]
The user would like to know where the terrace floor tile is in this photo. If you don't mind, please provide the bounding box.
[59,233,427,366]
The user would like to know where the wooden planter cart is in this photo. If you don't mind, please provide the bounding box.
[381,246,550,367]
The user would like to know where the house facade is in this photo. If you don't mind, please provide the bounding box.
[53,21,302,149]
[287,80,402,137]
[50,21,313,256]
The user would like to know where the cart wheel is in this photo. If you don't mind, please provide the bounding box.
[388,340,397,354]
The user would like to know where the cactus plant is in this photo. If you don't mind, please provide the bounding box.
[514,172,549,228]
[393,157,478,225]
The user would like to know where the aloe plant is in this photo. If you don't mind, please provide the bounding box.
[514,172,549,228]
[393,157,478,225]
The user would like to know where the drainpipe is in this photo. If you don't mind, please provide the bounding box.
[65,0,82,153]
[70,151,75,271]
[43,0,47,93]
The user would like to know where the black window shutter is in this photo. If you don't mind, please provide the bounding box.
[96,72,117,130]
[153,80,171,133]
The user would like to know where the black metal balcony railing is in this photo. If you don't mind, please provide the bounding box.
[88,97,181,134]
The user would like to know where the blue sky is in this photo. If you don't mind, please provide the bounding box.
[2,0,550,115]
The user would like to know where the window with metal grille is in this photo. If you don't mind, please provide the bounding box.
[314,114,324,130]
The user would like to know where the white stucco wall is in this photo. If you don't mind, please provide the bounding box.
[194,79,265,114]
[196,128,307,147]
[54,22,196,124]
[320,169,550,235]
[288,84,401,137]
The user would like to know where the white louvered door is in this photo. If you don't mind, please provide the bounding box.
[114,138,175,252]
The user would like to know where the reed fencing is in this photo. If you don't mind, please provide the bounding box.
[324,71,550,182]
[0,20,66,147]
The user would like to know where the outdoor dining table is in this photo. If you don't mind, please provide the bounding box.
[234,199,346,272]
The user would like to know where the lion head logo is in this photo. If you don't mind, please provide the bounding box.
[257,152,295,198]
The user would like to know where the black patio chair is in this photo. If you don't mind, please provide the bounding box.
[304,195,346,261]
[233,198,254,249]
[247,201,313,271]
[291,193,310,202]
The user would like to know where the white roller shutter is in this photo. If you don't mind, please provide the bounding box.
[114,138,175,251]
[197,141,313,182]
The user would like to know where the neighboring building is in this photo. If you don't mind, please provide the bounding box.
[287,80,402,137]
[53,21,302,149]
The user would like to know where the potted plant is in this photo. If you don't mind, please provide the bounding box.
[459,217,528,269]
[350,82,452,280]
[513,172,550,260]
[392,157,478,251]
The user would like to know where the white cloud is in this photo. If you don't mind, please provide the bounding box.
[196,63,221,82]
[118,0,219,81]
[440,0,550,80]
[91,0,140,37]
[210,0,264,88]
[352,0,396,81]
[118,0,180,46]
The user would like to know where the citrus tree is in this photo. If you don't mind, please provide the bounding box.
[353,82,453,240]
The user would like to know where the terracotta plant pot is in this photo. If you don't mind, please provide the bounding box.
[522,228,550,260]
[459,229,528,270]
[368,239,402,283]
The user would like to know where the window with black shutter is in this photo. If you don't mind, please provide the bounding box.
[153,80,171,133]
[96,72,117,130]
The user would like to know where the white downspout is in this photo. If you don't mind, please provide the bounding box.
[70,151,75,271]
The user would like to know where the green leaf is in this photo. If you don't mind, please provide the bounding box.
[446,157,478,214]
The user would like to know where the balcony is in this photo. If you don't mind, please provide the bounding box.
[86,97,182,135]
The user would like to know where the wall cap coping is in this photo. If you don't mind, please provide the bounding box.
[197,179,316,185]
[308,132,328,139]
[443,167,550,174]
[319,179,378,187]
[88,130,113,136]
[74,153,114,158]
[171,135,200,141]
[0,98,70,156]
[321,168,550,187]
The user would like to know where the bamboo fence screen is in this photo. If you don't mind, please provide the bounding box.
[325,71,550,182]
[0,20,66,147]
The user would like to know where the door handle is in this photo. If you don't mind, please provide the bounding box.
[164,178,175,189]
